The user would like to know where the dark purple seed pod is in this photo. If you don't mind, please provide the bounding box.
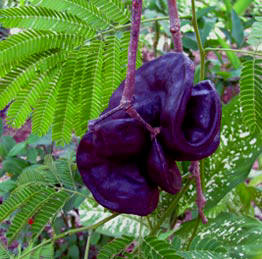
[91,117,150,159]
[147,138,182,194]
[77,131,159,216]
[77,52,222,216]
[161,80,221,161]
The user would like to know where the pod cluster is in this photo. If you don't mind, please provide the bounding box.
[77,53,222,216]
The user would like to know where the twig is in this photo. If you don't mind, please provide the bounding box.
[191,0,205,80]
[185,216,201,250]
[84,16,192,45]
[88,0,160,139]
[120,0,143,104]
[138,217,143,258]
[146,216,153,232]
[19,213,119,259]
[150,178,192,236]
[153,21,160,57]
[189,161,207,224]
[205,47,262,57]
[84,230,93,259]
[167,0,183,52]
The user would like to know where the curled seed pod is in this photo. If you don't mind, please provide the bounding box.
[92,117,150,159]
[77,130,159,216]
[77,52,222,216]
[161,80,222,161]
[147,138,182,194]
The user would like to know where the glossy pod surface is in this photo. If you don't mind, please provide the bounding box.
[77,53,222,216]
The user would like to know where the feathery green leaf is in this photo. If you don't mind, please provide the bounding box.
[0,6,95,36]
[19,242,54,259]
[248,17,262,48]
[80,199,150,237]
[32,69,62,136]
[6,186,56,243]
[91,0,130,24]
[98,236,133,259]
[7,67,60,128]
[80,41,104,127]
[0,185,40,222]
[0,30,85,66]
[0,50,65,110]
[52,51,78,145]
[240,58,262,132]
[31,189,71,240]
[142,236,180,259]
[102,36,122,110]
[0,245,10,259]
[31,0,111,30]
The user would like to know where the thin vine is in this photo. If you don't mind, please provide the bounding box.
[84,230,93,259]
[205,47,262,57]
[150,179,192,236]
[191,0,205,80]
[19,213,119,259]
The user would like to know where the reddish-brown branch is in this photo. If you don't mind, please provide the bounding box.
[190,161,208,224]
[167,0,183,52]
[89,0,159,138]
[120,0,143,104]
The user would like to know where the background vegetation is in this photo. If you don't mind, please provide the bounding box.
[0,0,261,258]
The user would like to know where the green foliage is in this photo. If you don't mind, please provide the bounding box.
[31,0,129,26]
[0,136,16,160]
[0,30,84,67]
[0,0,135,145]
[141,237,180,259]
[7,67,60,128]
[0,245,10,259]
[31,70,61,136]
[0,6,95,36]
[98,236,133,259]
[17,242,54,259]
[0,137,82,244]
[79,199,150,237]
[248,17,262,48]
[91,0,130,24]
[231,10,244,47]
[102,36,122,110]
[178,97,262,215]
[240,58,262,132]
[195,213,262,259]
[0,1,262,258]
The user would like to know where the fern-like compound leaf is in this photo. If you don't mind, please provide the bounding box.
[0,6,95,36]
[79,41,104,132]
[0,245,10,259]
[142,236,180,259]
[16,165,49,186]
[0,30,85,66]
[72,41,104,138]
[19,242,54,259]
[7,67,60,128]
[30,0,110,30]
[52,51,78,145]
[6,186,56,243]
[32,69,62,136]
[91,0,130,24]
[240,58,262,132]
[102,36,122,110]
[98,236,133,259]
[0,50,65,110]
[54,159,76,190]
[248,17,262,48]
[31,189,71,240]
[0,184,40,222]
